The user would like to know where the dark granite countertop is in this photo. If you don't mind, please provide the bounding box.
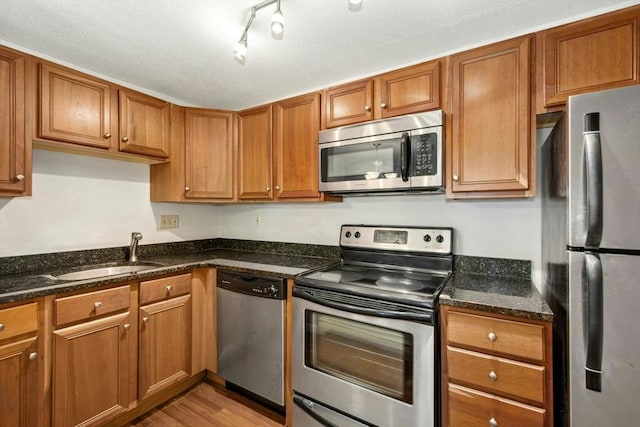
[440,272,553,322]
[0,241,339,304]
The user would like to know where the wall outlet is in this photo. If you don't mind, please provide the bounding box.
[160,214,179,229]
[255,215,263,228]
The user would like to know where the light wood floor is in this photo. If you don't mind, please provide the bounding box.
[126,382,285,427]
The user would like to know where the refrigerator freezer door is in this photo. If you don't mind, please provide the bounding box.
[568,85,640,251]
[569,251,640,426]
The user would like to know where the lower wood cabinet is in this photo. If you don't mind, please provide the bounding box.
[138,274,192,400]
[0,302,40,427]
[441,305,553,427]
[52,311,131,427]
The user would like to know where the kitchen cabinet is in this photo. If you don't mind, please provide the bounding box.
[324,60,441,128]
[441,306,553,427]
[118,88,170,159]
[238,105,273,200]
[273,92,323,200]
[38,62,115,149]
[184,108,235,200]
[138,274,192,400]
[35,61,170,162]
[539,5,640,111]
[0,45,31,197]
[239,96,337,202]
[0,302,41,427]
[52,285,132,427]
[150,106,236,202]
[446,35,535,198]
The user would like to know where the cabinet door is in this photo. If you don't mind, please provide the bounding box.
[448,35,533,197]
[118,89,170,158]
[138,294,191,400]
[324,79,373,128]
[238,105,273,200]
[378,60,441,118]
[0,46,28,195]
[0,337,38,427]
[542,5,640,108]
[273,93,321,200]
[52,312,130,427]
[39,63,114,149]
[184,109,234,199]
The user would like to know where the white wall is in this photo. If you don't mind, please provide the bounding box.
[0,149,219,257]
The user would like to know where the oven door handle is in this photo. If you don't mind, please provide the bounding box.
[293,396,340,427]
[293,288,433,323]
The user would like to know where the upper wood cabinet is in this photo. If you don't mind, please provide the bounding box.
[446,35,534,198]
[238,105,273,200]
[273,92,322,200]
[0,46,30,197]
[324,60,441,128]
[539,5,640,110]
[39,63,115,149]
[118,89,170,158]
[150,106,236,203]
[184,108,235,200]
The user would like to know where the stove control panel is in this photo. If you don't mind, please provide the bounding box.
[340,225,453,254]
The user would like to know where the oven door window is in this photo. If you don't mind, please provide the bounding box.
[320,134,403,182]
[305,311,413,404]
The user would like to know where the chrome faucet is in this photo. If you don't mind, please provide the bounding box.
[129,232,143,263]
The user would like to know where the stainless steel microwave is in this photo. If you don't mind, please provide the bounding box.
[318,111,444,194]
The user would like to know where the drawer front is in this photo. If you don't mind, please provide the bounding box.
[55,285,130,327]
[0,302,38,341]
[447,346,545,405]
[140,273,191,305]
[447,311,545,362]
[448,383,545,427]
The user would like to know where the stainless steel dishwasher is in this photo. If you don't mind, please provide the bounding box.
[216,270,286,407]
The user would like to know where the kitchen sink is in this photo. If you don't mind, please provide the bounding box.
[52,261,163,281]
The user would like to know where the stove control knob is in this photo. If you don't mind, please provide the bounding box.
[436,235,444,243]
[345,231,352,238]
[354,232,361,238]
[267,285,278,297]
[423,235,432,242]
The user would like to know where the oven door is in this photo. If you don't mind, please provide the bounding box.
[292,292,435,427]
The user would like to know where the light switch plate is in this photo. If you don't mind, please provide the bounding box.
[160,214,179,229]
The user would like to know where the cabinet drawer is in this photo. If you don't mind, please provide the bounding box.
[140,273,191,305]
[55,285,130,327]
[0,302,38,341]
[447,346,545,405]
[447,311,545,362]
[448,383,545,427]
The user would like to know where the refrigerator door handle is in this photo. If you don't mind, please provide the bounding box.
[583,112,603,248]
[584,252,603,392]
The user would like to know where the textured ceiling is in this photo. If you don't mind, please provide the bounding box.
[0,0,638,110]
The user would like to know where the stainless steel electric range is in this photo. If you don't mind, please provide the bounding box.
[292,224,453,427]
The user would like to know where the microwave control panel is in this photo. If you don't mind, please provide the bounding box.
[412,133,438,176]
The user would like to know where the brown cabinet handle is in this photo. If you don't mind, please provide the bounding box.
[121,136,129,142]
[142,316,149,324]
[29,352,38,361]
[364,105,371,111]
[104,132,112,139]
[15,174,25,182]
[487,331,497,342]
[380,103,387,108]
[452,175,459,182]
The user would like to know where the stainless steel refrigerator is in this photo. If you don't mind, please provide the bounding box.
[541,85,640,426]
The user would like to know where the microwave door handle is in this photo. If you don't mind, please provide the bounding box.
[400,132,410,182]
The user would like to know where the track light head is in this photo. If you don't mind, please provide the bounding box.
[234,36,248,61]
[271,8,284,35]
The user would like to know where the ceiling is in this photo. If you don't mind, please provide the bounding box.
[0,0,637,110]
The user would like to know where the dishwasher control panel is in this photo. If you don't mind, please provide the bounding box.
[217,270,287,299]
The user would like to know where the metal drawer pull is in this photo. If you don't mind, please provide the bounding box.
[94,302,102,309]
[121,136,129,142]
[123,323,131,330]
[488,371,498,381]
[0,323,4,332]
[489,417,498,427]
[142,316,150,324]
[29,352,38,361]
[104,132,112,139]
[16,174,25,181]
[488,331,497,342]
[364,105,371,111]
[166,285,173,293]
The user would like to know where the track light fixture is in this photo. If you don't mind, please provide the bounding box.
[234,0,284,62]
